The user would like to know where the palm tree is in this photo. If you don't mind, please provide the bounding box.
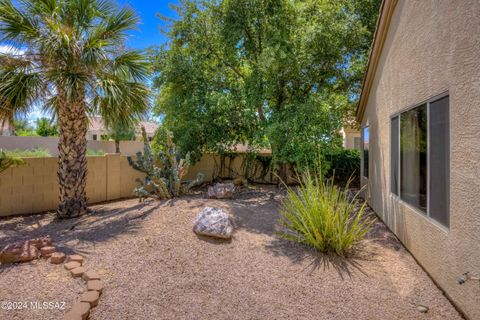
[0,0,150,218]
[106,120,137,153]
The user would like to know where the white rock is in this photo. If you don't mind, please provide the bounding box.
[193,207,233,239]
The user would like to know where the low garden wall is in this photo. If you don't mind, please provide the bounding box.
[0,155,145,217]
[0,153,279,217]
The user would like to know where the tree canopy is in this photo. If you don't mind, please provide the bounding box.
[152,0,380,167]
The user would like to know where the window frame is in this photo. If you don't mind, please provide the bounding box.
[390,91,450,230]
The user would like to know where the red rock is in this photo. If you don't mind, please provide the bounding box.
[64,261,81,270]
[80,290,100,307]
[82,270,101,281]
[50,252,66,264]
[87,280,103,293]
[40,246,56,258]
[0,241,39,263]
[71,267,86,278]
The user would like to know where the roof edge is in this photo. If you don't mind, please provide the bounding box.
[356,0,398,123]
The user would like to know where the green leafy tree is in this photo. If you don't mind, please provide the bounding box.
[107,121,137,153]
[35,117,57,137]
[152,0,380,172]
[0,0,150,218]
[13,119,36,136]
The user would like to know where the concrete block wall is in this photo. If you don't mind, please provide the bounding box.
[0,154,144,217]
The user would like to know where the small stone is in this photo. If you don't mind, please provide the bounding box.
[50,252,66,264]
[71,267,86,278]
[416,304,429,313]
[87,280,103,293]
[40,246,56,257]
[67,254,84,265]
[64,261,81,270]
[80,290,100,307]
[65,302,90,320]
[82,270,101,281]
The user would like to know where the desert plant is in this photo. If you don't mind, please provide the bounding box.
[35,117,57,137]
[128,127,203,201]
[0,149,25,174]
[278,167,374,256]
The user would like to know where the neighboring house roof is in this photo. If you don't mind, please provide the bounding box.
[356,0,398,122]
[88,116,159,135]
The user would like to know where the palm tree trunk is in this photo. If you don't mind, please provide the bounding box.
[56,87,89,218]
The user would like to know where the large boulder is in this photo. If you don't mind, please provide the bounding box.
[193,207,233,239]
[207,183,235,199]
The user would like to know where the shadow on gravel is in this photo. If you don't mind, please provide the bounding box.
[0,199,161,257]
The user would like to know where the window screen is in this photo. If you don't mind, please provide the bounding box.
[429,96,449,226]
[391,116,399,195]
[400,104,427,213]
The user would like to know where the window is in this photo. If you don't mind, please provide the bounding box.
[400,104,427,212]
[429,96,449,227]
[92,134,97,141]
[362,127,369,178]
[354,137,361,150]
[391,116,399,195]
[391,95,449,227]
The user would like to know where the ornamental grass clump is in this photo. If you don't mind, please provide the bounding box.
[278,169,374,256]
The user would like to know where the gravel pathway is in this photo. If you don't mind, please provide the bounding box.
[0,186,462,320]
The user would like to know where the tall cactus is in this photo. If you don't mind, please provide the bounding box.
[127,127,203,201]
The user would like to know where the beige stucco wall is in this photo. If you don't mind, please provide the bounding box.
[360,1,480,318]
[0,155,145,216]
[0,153,277,217]
[342,127,361,150]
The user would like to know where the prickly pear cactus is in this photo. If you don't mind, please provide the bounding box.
[127,127,203,201]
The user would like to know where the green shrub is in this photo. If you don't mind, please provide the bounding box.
[86,149,106,156]
[325,149,360,186]
[4,148,51,158]
[278,168,373,256]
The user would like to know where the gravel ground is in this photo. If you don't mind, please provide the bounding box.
[0,185,462,320]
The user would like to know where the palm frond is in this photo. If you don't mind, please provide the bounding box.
[0,0,39,44]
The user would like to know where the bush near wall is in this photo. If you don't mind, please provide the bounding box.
[325,149,361,186]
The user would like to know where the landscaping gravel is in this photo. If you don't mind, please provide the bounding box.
[0,186,462,320]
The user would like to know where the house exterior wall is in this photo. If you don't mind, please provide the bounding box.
[360,1,480,318]
[341,127,361,150]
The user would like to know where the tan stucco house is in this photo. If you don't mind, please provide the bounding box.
[357,0,480,318]
[87,116,159,141]
[340,126,361,150]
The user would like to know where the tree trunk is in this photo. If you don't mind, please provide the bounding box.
[56,87,89,218]
[115,140,120,153]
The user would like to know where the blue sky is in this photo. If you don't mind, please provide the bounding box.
[119,1,179,49]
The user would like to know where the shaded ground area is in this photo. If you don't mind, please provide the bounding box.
[0,186,462,320]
